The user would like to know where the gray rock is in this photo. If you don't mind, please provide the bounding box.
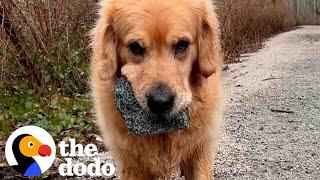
[114,76,189,136]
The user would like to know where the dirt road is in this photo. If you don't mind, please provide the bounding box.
[215,26,320,179]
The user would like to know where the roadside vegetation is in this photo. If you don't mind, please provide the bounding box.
[0,0,98,140]
[219,0,296,62]
[0,0,296,140]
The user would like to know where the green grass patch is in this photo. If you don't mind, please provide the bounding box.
[0,84,96,140]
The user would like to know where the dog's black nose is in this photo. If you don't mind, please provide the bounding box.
[147,86,175,114]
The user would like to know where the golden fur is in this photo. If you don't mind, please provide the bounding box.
[90,0,224,179]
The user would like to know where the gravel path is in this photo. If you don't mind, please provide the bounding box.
[74,26,320,180]
[216,25,320,179]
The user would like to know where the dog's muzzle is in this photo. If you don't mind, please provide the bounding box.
[115,76,190,136]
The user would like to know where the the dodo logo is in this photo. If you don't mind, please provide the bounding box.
[5,126,56,177]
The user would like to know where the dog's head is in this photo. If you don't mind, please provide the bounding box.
[92,0,221,117]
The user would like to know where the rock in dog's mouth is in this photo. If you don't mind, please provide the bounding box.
[114,76,190,136]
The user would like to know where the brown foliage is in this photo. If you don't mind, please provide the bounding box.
[218,0,296,62]
[0,0,98,95]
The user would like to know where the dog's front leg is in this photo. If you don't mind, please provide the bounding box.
[181,144,215,180]
[119,165,155,180]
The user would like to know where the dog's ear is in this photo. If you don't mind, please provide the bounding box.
[91,2,118,81]
[197,1,222,78]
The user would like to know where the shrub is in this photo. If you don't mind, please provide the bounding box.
[0,0,98,95]
[217,0,296,62]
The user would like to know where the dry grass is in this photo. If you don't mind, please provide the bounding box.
[0,0,297,94]
[0,0,98,95]
[217,0,296,62]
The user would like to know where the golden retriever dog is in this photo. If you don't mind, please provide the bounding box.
[90,0,223,179]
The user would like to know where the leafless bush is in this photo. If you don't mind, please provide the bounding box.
[217,0,296,62]
[0,0,98,95]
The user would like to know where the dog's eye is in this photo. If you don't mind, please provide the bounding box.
[174,40,190,54]
[129,42,145,56]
